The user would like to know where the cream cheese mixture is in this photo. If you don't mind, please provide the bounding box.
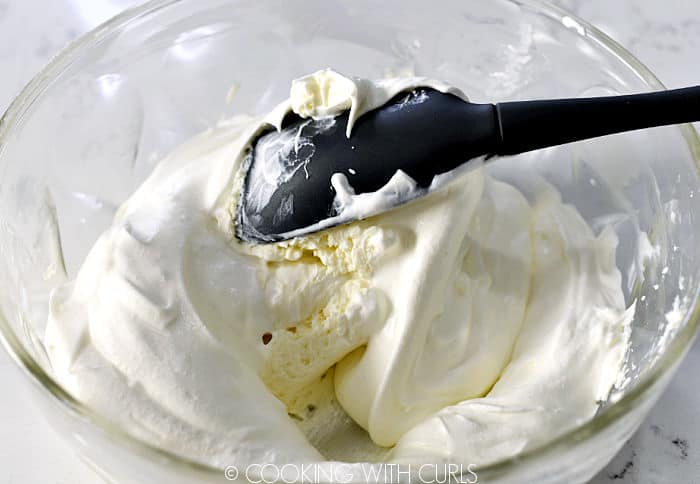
[45,69,633,472]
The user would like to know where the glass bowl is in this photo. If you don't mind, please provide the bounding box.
[0,0,699,482]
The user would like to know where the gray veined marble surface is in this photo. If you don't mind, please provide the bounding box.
[0,1,698,483]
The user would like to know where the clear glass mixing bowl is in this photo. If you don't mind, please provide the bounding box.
[0,0,699,482]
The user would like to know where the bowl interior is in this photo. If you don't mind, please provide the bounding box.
[0,0,699,473]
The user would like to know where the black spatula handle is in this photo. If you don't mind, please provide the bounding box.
[494,86,700,155]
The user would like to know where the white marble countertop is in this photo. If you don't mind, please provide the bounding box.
[0,1,698,483]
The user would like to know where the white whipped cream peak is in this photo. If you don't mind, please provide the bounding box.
[290,69,357,121]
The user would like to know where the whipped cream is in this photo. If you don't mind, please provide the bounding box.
[45,70,633,472]
[282,68,467,137]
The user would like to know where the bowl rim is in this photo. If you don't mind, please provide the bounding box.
[0,0,699,479]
